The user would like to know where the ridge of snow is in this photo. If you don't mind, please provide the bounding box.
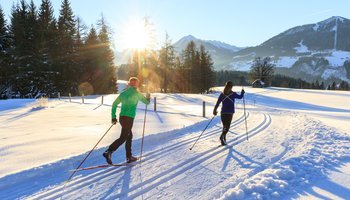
[283,26,308,36]
[206,40,241,52]
[175,35,242,52]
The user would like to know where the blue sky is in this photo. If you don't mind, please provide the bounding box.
[1,0,350,50]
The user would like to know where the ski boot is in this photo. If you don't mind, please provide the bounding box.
[103,150,113,165]
[220,135,226,146]
[127,156,138,163]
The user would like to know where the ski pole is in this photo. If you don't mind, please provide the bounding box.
[242,87,248,141]
[62,124,114,191]
[189,116,215,150]
[139,104,148,163]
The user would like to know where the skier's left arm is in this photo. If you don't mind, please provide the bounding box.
[234,89,245,99]
[139,92,150,105]
[111,96,121,119]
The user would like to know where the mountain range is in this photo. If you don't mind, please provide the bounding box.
[115,16,350,83]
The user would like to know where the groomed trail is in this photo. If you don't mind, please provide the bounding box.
[22,110,350,200]
[1,88,349,199]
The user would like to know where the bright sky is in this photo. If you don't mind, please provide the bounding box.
[1,0,350,51]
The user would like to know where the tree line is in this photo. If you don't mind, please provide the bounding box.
[117,38,215,94]
[0,0,115,99]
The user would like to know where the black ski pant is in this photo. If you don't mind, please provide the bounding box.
[220,113,233,140]
[108,116,134,158]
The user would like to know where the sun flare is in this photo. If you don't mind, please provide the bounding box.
[121,18,154,50]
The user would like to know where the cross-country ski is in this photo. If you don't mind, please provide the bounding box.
[71,161,139,172]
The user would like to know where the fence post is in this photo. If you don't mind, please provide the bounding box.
[203,101,206,117]
[101,95,104,105]
[154,97,157,111]
[69,93,71,102]
[58,92,60,100]
[82,93,84,104]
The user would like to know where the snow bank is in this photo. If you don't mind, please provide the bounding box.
[219,120,350,200]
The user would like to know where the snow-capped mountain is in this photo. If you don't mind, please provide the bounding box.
[174,35,242,52]
[173,35,244,69]
[228,16,350,83]
[114,35,244,69]
[114,16,350,83]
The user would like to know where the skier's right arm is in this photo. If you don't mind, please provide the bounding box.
[111,96,121,123]
[213,93,223,116]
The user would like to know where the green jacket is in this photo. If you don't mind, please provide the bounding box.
[111,87,150,119]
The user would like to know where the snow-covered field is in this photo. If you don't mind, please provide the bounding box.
[0,87,349,200]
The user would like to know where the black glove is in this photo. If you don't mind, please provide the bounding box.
[241,89,245,95]
[111,118,117,125]
[213,110,218,116]
[146,93,151,102]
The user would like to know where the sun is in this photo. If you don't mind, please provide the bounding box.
[121,18,154,50]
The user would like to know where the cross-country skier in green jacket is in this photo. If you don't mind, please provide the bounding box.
[103,77,150,164]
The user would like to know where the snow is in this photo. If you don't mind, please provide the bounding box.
[1,87,350,199]
[206,40,241,52]
[294,40,309,53]
[274,56,299,68]
[325,50,350,67]
[313,23,320,31]
[283,26,307,36]
[116,80,128,92]
[322,67,350,82]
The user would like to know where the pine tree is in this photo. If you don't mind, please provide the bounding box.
[26,0,42,97]
[9,0,36,97]
[159,33,175,93]
[315,80,320,89]
[81,26,99,94]
[199,44,214,93]
[57,0,78,94]
[0,6,12,98]
[38,0,58,69]
[339,81,349,90]
[37,0,59,96]
[331,81,336,90]
[320,81,325,89]
[75,16,87,90]
[96,15,116,94]
[182,41,197,92]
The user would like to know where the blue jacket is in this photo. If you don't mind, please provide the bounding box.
[214,92,244,114]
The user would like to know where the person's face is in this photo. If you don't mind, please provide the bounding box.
[129,80,139,88]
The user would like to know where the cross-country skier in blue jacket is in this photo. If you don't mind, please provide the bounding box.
[213,81,245,145]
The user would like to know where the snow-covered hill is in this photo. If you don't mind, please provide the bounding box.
[0,88,349,199]
[228,16,350,83]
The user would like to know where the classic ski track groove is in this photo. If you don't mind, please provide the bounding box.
[124,114,272,200]
[27,112,249,199]
[30,112,272,200]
